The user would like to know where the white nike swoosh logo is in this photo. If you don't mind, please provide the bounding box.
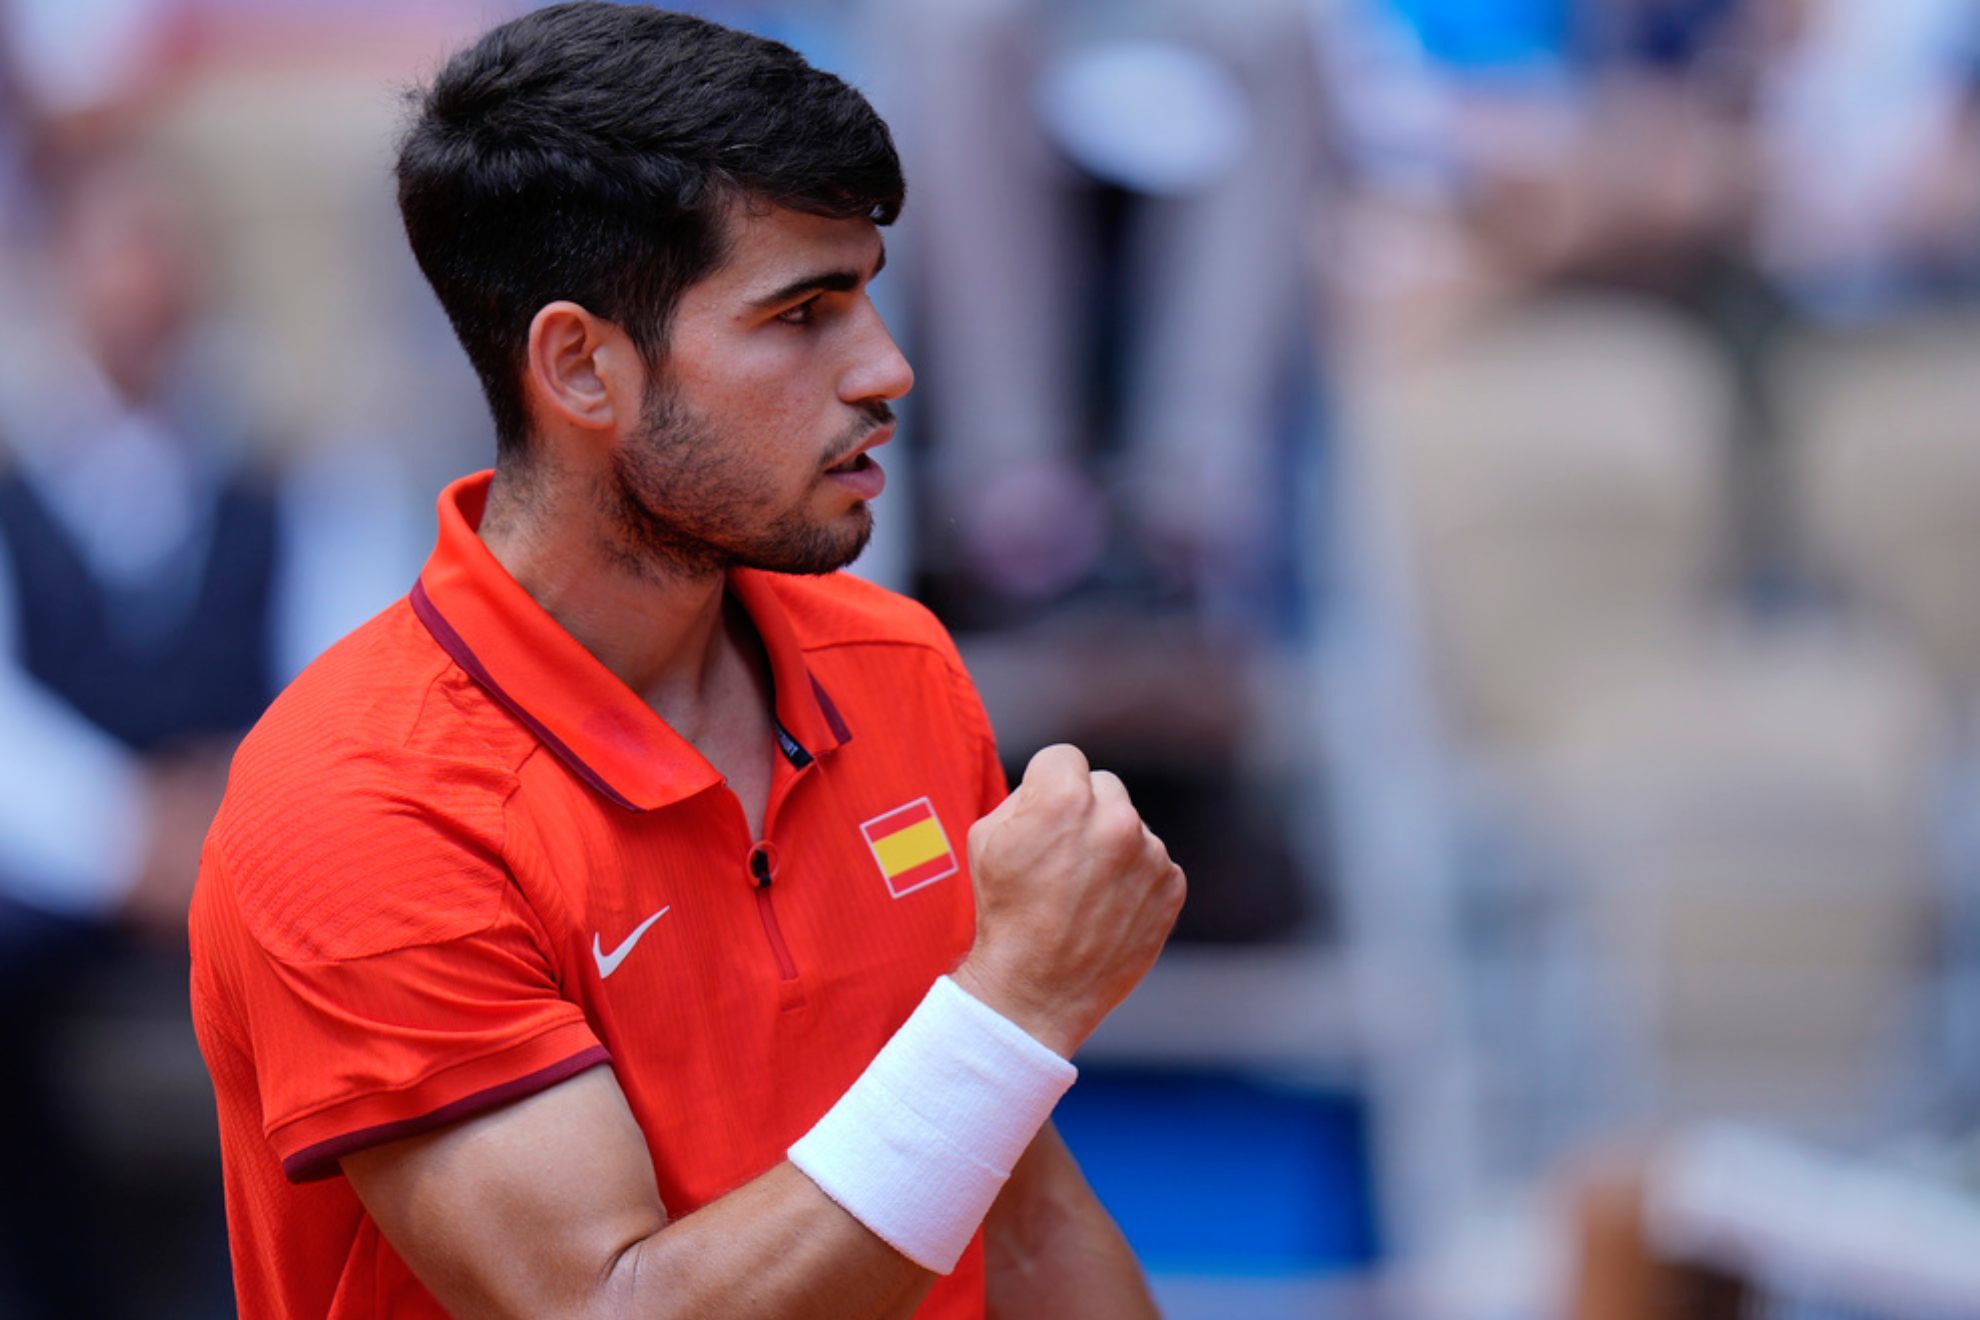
[593,906,672,979]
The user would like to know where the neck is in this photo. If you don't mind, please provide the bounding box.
[479,465,738,717]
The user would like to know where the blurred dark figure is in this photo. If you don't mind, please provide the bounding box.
[882,0,1328,631]
[0,143,263,1318]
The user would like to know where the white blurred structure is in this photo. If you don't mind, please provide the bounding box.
[1322,292,1976,1315]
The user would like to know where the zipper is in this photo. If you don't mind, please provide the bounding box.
[749,842,798,981]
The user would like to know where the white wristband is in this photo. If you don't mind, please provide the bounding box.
[788,974,1078,1273]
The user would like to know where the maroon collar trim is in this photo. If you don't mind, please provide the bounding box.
[409,472,853,812]
[409,581,641,812]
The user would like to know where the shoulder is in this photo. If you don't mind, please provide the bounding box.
[203,598,538,963]
[759,571,966,669]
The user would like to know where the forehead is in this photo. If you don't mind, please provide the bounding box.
[690,202,884,304]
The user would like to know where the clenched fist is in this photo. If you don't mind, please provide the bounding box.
[952,744,1185,1057]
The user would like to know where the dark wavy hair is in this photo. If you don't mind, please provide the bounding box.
[397,2,904,459]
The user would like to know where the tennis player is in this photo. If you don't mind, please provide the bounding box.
[188,4,1184,1317]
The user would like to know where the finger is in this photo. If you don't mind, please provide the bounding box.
[1163,862,1188,912]
[1088,768,1134,815]
[1022,743,1091,794]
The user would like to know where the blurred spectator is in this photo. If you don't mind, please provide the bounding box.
[1323,0,1762,340]
[881,0,1328,627]
[1329,0,1980,334]
[0,138,414,1316]
[0,147,263,945]
[0,139,231,1318]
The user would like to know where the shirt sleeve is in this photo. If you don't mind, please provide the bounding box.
[948,657,1009,818]
[194,768,605,1183]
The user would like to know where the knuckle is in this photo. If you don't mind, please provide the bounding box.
[1048,770,1095,811]
[1099,806,1142,856]
[1029,781,1077,820]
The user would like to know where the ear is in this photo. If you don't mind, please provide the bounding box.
[522,301,645,440]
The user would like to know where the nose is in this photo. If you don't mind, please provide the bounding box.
[840,301,914,404]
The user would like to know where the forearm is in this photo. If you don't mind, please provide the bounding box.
[351,980,1072,1319]
[596,1163,933,1320]
[985,1125,1157,1320]
[347,1068,936,1320]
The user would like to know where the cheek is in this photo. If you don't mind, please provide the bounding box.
[672,335,844,474]
[731,388,836,458]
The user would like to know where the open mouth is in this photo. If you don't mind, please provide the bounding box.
[825,452,876,476]
[823,447,886,500]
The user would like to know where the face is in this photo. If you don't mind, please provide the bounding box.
[606,203,912,577]
[57,159,200,403]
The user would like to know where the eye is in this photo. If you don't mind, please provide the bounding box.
[775,297,821,326]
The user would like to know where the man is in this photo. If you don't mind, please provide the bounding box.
[188,5,1184,1317]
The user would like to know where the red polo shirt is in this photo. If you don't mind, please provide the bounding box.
[190,472,1005,1318]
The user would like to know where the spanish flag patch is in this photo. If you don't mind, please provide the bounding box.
[859,797,959,898]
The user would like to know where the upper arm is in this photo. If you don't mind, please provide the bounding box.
[198,757,606,1181]
[343,1064,666,1319]
[347,1063,943,1320]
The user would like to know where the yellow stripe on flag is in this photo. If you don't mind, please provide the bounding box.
[871,818,950,876]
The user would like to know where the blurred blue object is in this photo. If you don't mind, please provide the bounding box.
[1053,1066,1379,1277]
[1379,0,1573,70]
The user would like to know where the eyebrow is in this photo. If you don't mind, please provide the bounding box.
[748,244,888,310]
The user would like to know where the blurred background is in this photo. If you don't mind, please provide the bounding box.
[4,0,1980,1316]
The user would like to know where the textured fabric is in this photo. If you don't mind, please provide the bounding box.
[790,975,1077,1272]
[190,471,1006,1319]
[0,469,278,752]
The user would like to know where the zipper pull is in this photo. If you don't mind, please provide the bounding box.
[748,840,779,889]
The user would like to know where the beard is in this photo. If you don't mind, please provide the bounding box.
[604,384,882,580]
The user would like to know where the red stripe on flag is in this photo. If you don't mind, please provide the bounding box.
[885,851,956,895]
[862,798,935,842]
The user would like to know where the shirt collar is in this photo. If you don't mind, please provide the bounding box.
[410,471,851,812]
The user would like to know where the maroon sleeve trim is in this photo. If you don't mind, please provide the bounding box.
[281,1045,613,1183]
